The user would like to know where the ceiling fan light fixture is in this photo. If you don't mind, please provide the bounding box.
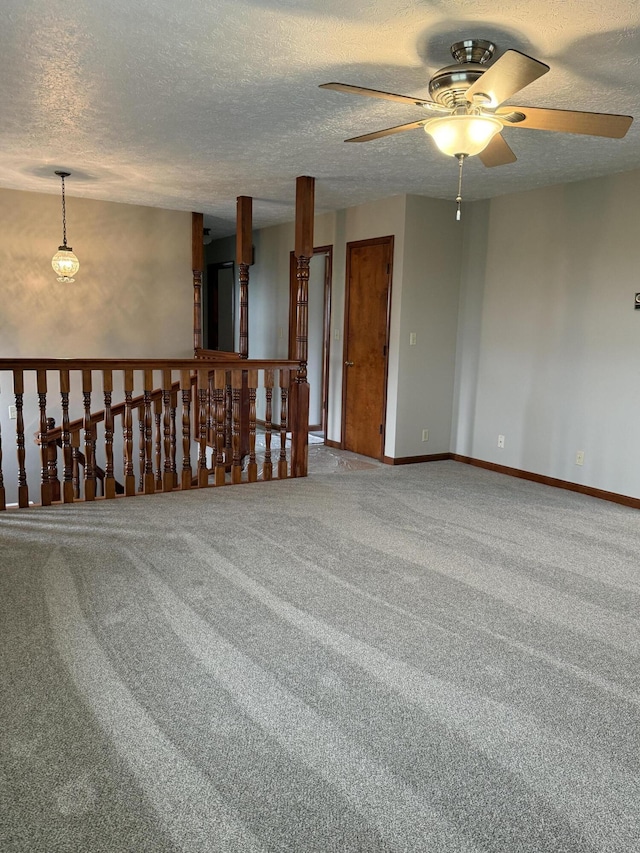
[424,114,503,157]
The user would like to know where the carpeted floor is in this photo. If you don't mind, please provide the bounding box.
[1,455,639,852]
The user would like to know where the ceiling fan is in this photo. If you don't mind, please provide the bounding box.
[320,39,633,217]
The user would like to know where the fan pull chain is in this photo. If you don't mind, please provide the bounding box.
[456,154,465,221]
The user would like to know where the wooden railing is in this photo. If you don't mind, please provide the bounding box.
[0,357,306,510]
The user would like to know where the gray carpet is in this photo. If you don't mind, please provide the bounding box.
[1,456,639,852]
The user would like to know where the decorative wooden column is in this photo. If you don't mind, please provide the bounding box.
[290,175,314,478]
[192,212,204,355]
[236,196,252,359]
[236,196,252,463]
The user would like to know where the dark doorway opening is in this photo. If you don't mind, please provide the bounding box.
[205,262,236,352]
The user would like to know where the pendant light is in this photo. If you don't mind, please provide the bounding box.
[51,171,80,282]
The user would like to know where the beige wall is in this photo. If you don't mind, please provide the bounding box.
[0,187,193,503]
[0,187,192,359]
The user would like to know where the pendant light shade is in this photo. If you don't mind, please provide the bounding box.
[51,247,80,281]
[52,171,79,282]
[424,114,503,157]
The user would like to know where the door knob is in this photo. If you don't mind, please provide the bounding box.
[344,361,354,367]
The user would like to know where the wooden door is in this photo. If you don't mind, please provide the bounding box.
[342,236,393,459]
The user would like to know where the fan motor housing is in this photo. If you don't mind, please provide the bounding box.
[428,64,486,108]
[429,39,496,109]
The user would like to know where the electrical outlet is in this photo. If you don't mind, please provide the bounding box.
[576,450,585,466]
[334,328,340,340]
[421,429,429,442]
[409,332,417,346]
[8,405,17,420]
[278,326,283,339]
[497,434,505,448]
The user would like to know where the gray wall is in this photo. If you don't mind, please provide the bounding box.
[392,195,462,458]
[453,170,640,499]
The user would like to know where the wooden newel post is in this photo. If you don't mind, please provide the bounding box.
[291,175,314,478]
[236,196,252,359]
[192,212,204,355]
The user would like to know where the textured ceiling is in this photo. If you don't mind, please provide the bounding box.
[2,0,640,237]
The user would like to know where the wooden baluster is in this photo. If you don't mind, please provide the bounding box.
[162,369,173,492]
[197,368,209,487]
[231,369,242,484]
[207,372,215,447]
[143,368,155,494]
[37,370,52,506]
[123,368,136,496]
[180,370,192,489]
[214,369,226,486]
[46,417,60,502]
[59,369,74,503]
[170,390,178,488]
[0,405,5,511]
[263,369,274,481]
[103,369,116,499]
[240,370,250,465]
[82,370,96,501]
[225,378,232,464]
[13,370,28,508]
[247,369,258,482]
[138,409,145,492]
[154,396,163,489]
[71,431,81,499]
[278,369,289,479]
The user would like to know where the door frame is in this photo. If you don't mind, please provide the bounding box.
[288,245,333,432]
[341,235,394,459]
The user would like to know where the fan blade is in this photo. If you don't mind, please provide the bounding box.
[497,105,633,138]
[345,120,427,143]
[478,133,517,167]
[466,50,549,107]
[320,82,430,107]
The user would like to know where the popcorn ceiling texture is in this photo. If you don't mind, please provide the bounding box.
[1,0,639,236]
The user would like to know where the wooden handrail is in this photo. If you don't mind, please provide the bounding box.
[195,348,243,360]
[0,357,298,371]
